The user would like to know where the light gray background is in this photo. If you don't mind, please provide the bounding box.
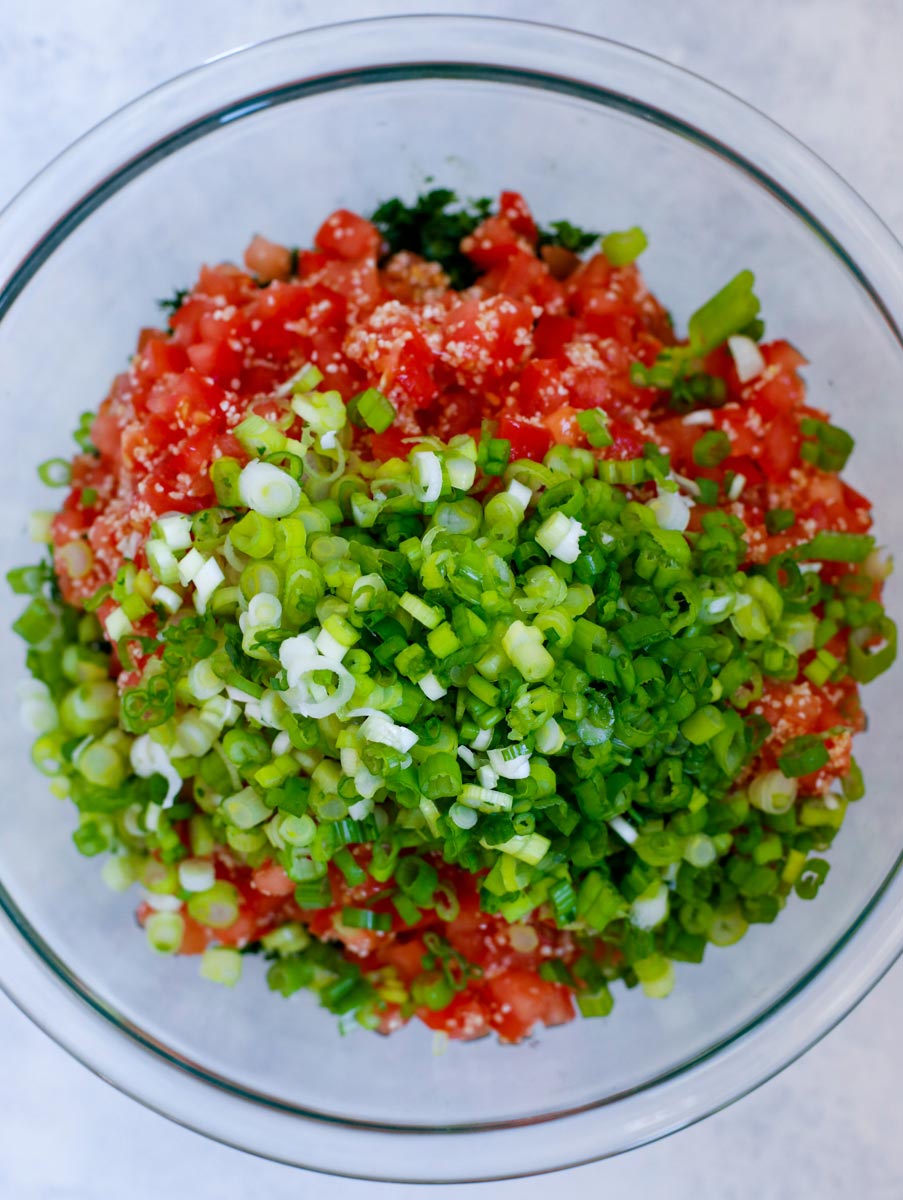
[2,2,902,1197]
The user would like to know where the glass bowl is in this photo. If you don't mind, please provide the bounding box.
[1,15,902,1183]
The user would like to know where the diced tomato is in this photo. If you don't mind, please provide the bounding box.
[431,389,486,441]
[498,190,538,241]
[482,251,564,312]
[137,336,189,381]
[315,209,382,261]
[381,937,428,984]
[418,989,491,1040]
[186,339,244,383]
[461,216,525,268]
[533,314,580,361]
[441,296,535,384]
[540,244,582,281]
[495,414,553,462]
[368,426,415,462]
[251,861,296,897]
[757,411,801,482]
[514,359,568,417]
[344,303,438,410]
[484,968,576,1042]
[195,263,254,304]
[244,234,293,282]
[179,914,213,956]
[542,404,584,446]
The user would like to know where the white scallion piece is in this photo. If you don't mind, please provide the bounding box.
[18,679,58,735]
[187,659,224,702]
[177,547,206,587]
[647,490,691,532]
[449,803,478,830]
[609,815,639,845]
[459,785,513,813]
[477,764,499,790]
[506,479,533,509]
[630,882,670,930]
[178,859,216,894]
[863,549,894,581]
[445,453,477,491]
[534,717,565,755]
[672,472,702,498]
[411,450,444,504]
[104,606,133,642]
[535,511,585,564]
[151,584,183,615]
[359,714,418,754]
[130,735,183,808]
[681,409,715,427]
[418,672,447,700]
[728,334,766,383]
[247,593,282,628]
[192,557,225,613]
[488,744,532,779]
[727,473,747,501]
[156,513,193,550]
[314,626,348,662]
[238,460,301,518]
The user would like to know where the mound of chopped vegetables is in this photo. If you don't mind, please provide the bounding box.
[9,189,897,1043]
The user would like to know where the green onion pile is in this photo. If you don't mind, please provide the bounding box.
[7,354,896,1026]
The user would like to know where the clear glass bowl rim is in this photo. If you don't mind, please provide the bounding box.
[1,13,903,1182]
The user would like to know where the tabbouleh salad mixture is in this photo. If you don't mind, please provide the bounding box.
[9,189,896,1043]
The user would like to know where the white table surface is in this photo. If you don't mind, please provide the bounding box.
[2,2,902,1197]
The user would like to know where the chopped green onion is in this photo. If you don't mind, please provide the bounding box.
[37,458,72,487]
[238,461,301,519]
[602,227,648,267]
[796,531,875,563]
[341,907,392,932]
[576,409,614,448]
[777,735,829,778]
[145,911,184,954]
[692,430,731,468]
[200,946,243,986]
[348,387,396,433]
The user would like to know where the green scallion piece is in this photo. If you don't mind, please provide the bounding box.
[348,387,396,433]
[602,227,648,267]
[692,430,731,468]
[777,734,829,778]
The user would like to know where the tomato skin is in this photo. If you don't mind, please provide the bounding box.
[496,414,553,461]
